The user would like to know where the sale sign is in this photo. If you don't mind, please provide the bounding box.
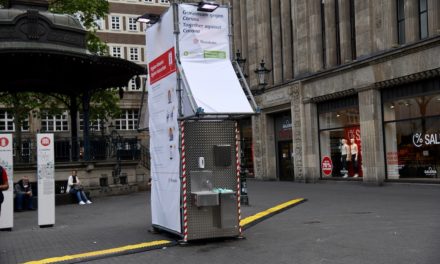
[321,156,333,176]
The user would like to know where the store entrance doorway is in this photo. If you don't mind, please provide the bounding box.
[278,141,294,181]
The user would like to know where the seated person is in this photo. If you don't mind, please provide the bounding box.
[67,170,92,205]
[14,176,35,211]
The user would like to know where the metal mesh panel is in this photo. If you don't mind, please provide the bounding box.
[184,120,239,240]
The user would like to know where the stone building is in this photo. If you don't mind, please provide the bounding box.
[229,0,440,184]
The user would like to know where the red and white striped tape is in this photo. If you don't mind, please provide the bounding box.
[235,122,242,235]
[181,121,188,242]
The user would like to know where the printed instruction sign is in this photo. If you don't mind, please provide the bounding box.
[0,134,13,229]
[147,7,181,233]
[178,4,230,61]
[37,133,55,227]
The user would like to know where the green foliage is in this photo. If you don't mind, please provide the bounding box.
[49,0,109,29]
[0,0,122,134]
[0,0,110,54]
[90,89,122,121]
[0,92,49,126]
[44,90,121,124]
[49,0,110,55]
[87,29,108,55]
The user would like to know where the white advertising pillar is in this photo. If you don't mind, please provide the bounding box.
[0,134,14,230]
[37,133,55,227]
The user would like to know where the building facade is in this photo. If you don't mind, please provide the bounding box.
[96,0,169,144]
[229,0,440,184]
[0,0,169,194]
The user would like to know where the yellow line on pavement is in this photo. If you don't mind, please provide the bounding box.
[240,198,305,228]
[23,199,305,263]
[24,240,172,264]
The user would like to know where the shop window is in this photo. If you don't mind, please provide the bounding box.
[318,96,362,178]
[384,91,440,179]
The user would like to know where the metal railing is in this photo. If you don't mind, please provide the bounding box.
[13,135,142,165]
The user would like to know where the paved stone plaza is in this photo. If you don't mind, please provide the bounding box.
[1,180,439,264]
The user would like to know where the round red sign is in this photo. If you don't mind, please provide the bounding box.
[0,137,9,147]
[41,137,51,146]
[321,156,333,176]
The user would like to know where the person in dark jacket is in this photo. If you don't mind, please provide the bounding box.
[0,165,9,215]
[14,176,34,211]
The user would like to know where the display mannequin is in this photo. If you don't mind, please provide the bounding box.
[350,138,359,177]
[341,139,350,178]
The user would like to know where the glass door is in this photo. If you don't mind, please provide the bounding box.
[278,141,294,181]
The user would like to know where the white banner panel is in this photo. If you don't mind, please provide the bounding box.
[0,134,13,229]
[179,4,230,60]
[181,60,254,113]
[147,6,181,233]
[178,4,230,61]
[178,4,253,115]
[37,133,55,227]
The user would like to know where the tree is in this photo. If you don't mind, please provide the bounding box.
[45,90,122,160]
[0,0,118,161]
[0,92,50,160]
[49,0,109,54]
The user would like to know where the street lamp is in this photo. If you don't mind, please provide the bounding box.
[254,59,271,94]
[136,13,160,25]
[197,1,219,12]
[235,49,248,78]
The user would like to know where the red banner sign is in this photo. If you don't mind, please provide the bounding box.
[149,47,176,85]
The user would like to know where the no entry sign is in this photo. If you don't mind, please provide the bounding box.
[321,156,333,176]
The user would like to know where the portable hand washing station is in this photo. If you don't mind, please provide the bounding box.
[145,2,257,242]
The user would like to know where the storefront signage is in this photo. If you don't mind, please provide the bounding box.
[412,133,440,147]
[424,167,437,177]
[282,119,292,130]
[321,156,333,176]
